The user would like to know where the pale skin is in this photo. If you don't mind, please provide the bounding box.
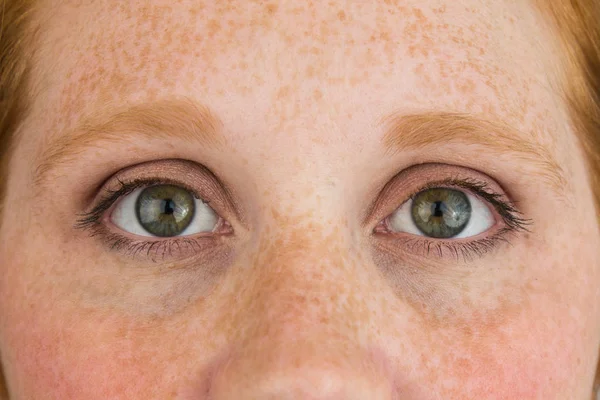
[0,0,599,398]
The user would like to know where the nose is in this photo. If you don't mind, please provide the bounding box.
[202,344,397,400]
[195,227,399,400]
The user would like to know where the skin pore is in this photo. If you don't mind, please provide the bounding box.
[1,0,600,398]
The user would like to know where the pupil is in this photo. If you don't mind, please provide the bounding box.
[432,201,445,217]
[161,199,176,215]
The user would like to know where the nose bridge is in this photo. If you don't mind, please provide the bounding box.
[246,216,366,333]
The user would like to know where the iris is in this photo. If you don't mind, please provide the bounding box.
[136,185,195,237]
[411,188,471,238]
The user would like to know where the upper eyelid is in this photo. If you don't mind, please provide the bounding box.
[412,179,511,210]
[77,179,167,220]
[363,163,529,229]
[110,160,241,219]
[387,182,500,224]
[418,181,526,219]
[379,181,531,237]
[84,180,209,215]
[75,161,242,231]
[407,179,496,201]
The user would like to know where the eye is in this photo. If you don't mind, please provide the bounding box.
[111,184,218,237]
[387,188,494,239]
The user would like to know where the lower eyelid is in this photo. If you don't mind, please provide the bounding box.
[82,208,231,262]
[373,230,512,262]
[102,232,227,263]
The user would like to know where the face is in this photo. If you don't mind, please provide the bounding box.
[1,0,599,398]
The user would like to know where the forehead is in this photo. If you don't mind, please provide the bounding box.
[31,0,566,154]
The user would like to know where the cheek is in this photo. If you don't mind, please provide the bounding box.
[394,294,588,399]
[4,302,228,400]
[429,328,552,398]
[0,252,213,400]
[5,311,162,398]
[0,280,591,400]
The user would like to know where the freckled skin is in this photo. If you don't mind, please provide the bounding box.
[1,0,600,399]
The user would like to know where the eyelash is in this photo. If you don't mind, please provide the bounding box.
[75,176,530,262]
[75,178,222,261]
[375,177,531,261]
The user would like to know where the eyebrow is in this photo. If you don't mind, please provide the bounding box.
[36,103,567,195]
[35,98,225,186]
[381,111,567,192]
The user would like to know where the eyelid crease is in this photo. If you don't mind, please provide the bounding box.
[380,111,568,196]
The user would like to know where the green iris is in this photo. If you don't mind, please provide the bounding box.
[136,185,195,237]
[411,188,471,238]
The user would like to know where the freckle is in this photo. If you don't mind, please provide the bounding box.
[337,10,346,21]
[207,19,221,37]
[347,75,362,87]
[455,356,473,372]
[265,3,278,14]
[313,89,323,101]
[276,85,291,99]
[407,44,418,57]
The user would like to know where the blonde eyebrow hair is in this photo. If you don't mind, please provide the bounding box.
[36,105,567,194]
[381,112,568,193]
[34,98,225,187]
